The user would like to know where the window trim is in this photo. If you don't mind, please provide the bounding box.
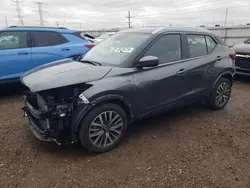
[134,33,183,66]
[0,31,31,50]
[31,31,68,48]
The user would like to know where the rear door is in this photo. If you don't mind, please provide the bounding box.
[184,34,219,97]
[31,31,74,67]
[133,33,191,115]
[0,31,32,80]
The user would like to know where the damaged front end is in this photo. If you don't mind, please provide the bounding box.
[22,84,92,145]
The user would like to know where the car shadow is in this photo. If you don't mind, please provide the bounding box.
[0,82,28,97]
[33,102,207,157]
[234,75,250,83]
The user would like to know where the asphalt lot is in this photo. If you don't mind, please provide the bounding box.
[0,76,250,188]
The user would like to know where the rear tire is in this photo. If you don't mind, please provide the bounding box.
[78,103,127,153]
[207,77,232,110]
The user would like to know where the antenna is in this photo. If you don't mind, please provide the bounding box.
[12,0,24,26]
[34,1,47,26]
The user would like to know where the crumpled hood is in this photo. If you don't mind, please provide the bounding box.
[21,59,112,92]
[233,43,250,54]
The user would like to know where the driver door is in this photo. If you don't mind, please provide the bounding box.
[133,33,190,116]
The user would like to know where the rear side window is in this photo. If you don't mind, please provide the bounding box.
[205,36,217,53]
[144,34,181,64]
[187,35,207,58]
[33,31,66,47]
[0,31,28,50]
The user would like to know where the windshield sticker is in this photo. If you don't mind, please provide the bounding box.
[110,47,134,53]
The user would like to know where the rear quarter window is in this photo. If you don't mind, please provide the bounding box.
[32,31,67,47]
[205,36,217,53]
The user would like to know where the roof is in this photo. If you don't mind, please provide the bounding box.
[119,27,213,35]
[1,26,78,33]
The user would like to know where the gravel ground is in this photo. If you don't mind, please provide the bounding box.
[0,77,250,188]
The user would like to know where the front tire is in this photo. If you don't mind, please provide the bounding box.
[207,77,232,110]
[78,103,127,153]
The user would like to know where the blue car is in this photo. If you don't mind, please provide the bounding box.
[0,26,93,83]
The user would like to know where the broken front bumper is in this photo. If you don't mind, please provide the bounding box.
[22,93,91,144]
[23,94,75,144]
[23,98,55,142]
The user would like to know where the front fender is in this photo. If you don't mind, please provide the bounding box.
[70,94,133,142]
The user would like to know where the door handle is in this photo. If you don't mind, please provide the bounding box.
[61,48,70,51]
[216,56,223,61]
[18,51,28,55]
[177,69,186,75]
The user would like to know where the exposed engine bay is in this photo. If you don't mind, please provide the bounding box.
[23,83,92,144]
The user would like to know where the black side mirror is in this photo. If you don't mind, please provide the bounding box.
[137,56,159,68]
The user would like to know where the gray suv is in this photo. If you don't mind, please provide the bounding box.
[22,27,235,153]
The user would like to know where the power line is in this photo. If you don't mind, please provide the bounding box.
[136,2,250,19]
[12,0,24,26]
[102,0,130,6]
[34,1,46,26]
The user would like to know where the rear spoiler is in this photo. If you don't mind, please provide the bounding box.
[84,34,95,39]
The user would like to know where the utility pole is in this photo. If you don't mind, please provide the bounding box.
[224,8,228,27]
[12,0,24,26]
[34,1,45,26]
[126,11,133,28]
[5,16,8,27]
[55,21,60,27]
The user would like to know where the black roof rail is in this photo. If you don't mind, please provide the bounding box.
[8,26,67,29]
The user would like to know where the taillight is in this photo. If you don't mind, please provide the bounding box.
[230,50,236,59]
[84,44,95,49]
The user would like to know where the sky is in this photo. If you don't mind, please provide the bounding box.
[0,0,250,30]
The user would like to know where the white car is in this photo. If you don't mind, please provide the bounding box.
[93,32,116,43]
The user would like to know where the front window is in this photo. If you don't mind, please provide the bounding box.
[81,32,150,66]
[0,31,28,50]
[144,34,181,64]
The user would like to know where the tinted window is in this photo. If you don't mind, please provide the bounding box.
[33,32,65,47]
[144,34,181,64]
[206,36,217,53]
[0,32,28,50]
[82,33,150,66]
[187,35,207,57]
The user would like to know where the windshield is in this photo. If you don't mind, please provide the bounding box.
[82,32,150,66]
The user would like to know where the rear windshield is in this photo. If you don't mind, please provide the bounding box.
[81,32,150,66]
[72,32,87,41]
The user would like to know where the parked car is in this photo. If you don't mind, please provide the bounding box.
[93,32,116,43]
[22,27,235,153]
[0,26,93,83]
[233,42,250,76]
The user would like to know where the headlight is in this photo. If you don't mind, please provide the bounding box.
[78,93,89,104]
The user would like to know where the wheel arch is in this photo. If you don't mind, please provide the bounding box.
[213,71,234,88]
[70,94,134,142]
